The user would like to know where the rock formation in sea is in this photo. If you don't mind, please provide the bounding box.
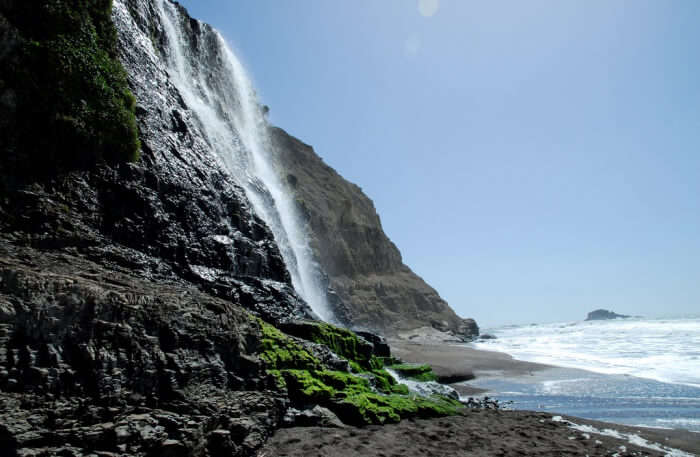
[0,0,474,455]
[585,309,631,321]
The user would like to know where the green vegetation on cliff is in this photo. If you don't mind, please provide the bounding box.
[255,319,461,426]
[0,0,140,179]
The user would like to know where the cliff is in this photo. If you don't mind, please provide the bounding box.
[270,128,477,339]
[0,1,466,455]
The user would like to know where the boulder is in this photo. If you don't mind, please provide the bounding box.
[354,330,391,358]
[282,405,345,428]
[456,318,480,342]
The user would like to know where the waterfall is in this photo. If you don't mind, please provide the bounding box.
[156,0,333,321]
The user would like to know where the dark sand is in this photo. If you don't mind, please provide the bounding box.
[260,410,698,456]
[389,340,550,395]
[260,342,699,456]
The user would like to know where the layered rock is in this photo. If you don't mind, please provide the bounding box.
[0,242,289,456]
[0,1,470,455]
[270,128,477,338]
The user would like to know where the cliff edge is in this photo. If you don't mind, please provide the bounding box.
[270,128,477,339]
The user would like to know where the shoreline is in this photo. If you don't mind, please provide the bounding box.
[261,410,698,456]
[388,338,552,396]
[385,339,700,456]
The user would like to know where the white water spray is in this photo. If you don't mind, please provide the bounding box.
[157,0,332,321]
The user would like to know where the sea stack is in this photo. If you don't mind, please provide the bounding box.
[585,309,631,321]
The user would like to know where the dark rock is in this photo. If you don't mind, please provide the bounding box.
[455,318,480,342]
[585,309,631,321]
[0,0,479,455]
[479,333,497,340]
[354,330,391,358]
[207,429,237,456]
[436,374,475,384]
[282,405,345,428]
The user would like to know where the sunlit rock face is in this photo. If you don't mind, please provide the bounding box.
[270,128,477,339]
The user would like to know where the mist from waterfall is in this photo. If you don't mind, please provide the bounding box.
[157,0,332,321]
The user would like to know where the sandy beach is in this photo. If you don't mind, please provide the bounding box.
[260,410,697,456]
[260,341,700,456]
[389,339,550,395]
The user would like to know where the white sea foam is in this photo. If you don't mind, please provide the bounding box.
[474,317,700,388]
[551,416,694,457]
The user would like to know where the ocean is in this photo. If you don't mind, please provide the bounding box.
[469,316,700,432]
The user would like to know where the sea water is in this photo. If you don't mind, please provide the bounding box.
[469,316,700,432]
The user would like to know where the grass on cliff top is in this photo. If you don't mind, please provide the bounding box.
[1,0,140,178]
[255,318,461,426]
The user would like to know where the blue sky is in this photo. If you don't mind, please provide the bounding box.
[176,0,700,327]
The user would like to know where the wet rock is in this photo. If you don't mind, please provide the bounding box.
[282,405,345,428]
[207,429,237,456]
[354,330,391,358]
[0,242,291,456]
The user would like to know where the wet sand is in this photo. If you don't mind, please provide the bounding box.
[261,341,699,456]
[260,409,698,456]
[389,339,549,384]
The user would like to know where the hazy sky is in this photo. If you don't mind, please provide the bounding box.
[176,0,700,327]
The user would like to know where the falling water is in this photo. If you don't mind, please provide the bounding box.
[157,0,332,321]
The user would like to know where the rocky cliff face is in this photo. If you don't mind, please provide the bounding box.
[0,0,309,324]
[0,1,468,455]
[270,128,477,339]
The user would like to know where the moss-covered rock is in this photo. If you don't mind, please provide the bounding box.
[255,318,462,426]
[257,319,320,370]
[389,363,438,382]
[0,0,140,180]
[280,320,381,370]
[337,392,463,425]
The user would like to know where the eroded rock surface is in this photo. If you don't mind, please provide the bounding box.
[0,1,477,454]
[270,128,477,337]
[0,242,289,456]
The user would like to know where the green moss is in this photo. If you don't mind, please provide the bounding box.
[281,369,335,403]
[317,369,370,395]
[390,383,410,395]
[337,393,462,425]
[1,0,140,177]
[257,320,319,370]
[389,363,438,382]
[286,321,379,370]
[273,368,460,425]
[254,318,462,426]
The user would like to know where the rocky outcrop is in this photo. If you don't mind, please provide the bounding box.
[0,2,315,453]
[0,241,289,456]
[0,0,317,324]
[270,128,477,337]
[0,1,472,454]
[585,309,631,321]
